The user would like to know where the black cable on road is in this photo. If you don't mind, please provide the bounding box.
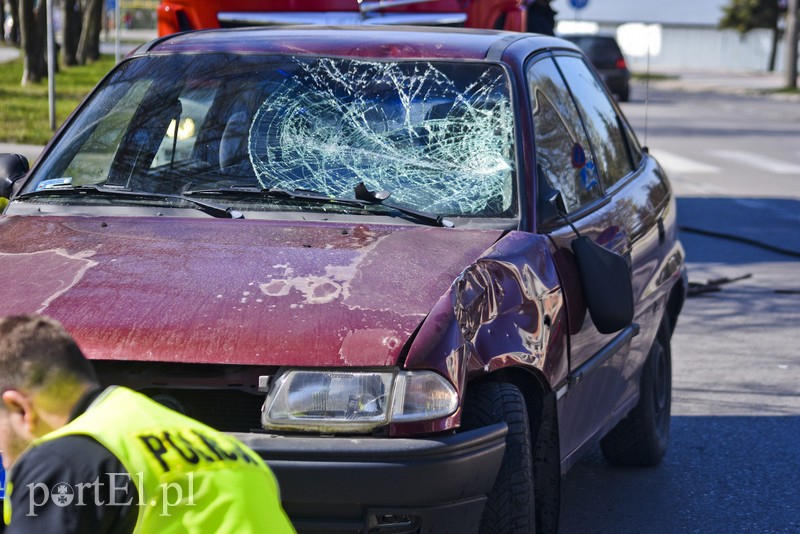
[678,225,800,259]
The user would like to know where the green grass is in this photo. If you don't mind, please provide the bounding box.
[769,86,800,95]
[630,72,679,81]
[0,53,117,145]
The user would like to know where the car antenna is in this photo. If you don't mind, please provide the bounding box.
[643,29,652,149]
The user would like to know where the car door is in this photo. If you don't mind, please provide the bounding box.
[553,51,674,416]
[526,51,670,466]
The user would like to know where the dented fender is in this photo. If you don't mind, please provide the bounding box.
[401,231,568,433]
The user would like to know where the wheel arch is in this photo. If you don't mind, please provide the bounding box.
[469,367,561,532]
[664,270,687,339]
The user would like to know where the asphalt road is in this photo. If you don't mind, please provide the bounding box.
[559,83,800,533]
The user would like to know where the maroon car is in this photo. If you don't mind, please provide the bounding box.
[0,27,686,533]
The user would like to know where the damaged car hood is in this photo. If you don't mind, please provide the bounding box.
[0,215,503,366]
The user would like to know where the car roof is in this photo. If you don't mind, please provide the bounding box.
[141,26,576,61]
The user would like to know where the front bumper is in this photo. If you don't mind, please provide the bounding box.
[232,423,507,534]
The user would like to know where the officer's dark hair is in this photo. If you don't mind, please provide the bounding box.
[0,314,98,395]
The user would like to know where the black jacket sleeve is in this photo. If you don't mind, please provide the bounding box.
[6,435,137,534]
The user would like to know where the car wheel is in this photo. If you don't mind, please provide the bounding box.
[600,319,671,466]
[618,87,630,102]
[461,382,535,534]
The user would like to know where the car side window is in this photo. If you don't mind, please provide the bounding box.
[527,57,602,214]
[553,55,634,190]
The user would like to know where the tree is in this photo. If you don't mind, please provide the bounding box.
[61,0,103,66]
[18,0,49,84]
[719,0,784,71]
[16,0,105,86]
[76,0,103,64]
[7,0,21,47]
[62,0,83,66]
[787,0,798,88]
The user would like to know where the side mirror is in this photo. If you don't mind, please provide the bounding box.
[571,235,634,334]
[0,154,30,199]
[540,180,634,334]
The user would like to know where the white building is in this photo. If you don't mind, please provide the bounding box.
[550,0,787,72]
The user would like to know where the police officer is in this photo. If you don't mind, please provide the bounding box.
[0,314,295,533]
[527,0,557,36]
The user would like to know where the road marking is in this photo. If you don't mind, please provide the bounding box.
[710,150,800,174]
[649,149,720,174]
[668,174,725,195]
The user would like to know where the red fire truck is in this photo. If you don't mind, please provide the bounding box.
[157,0,528,36]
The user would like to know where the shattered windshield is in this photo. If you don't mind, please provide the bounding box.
[26,54,517,218]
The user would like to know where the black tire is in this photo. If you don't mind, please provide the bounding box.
[600,320,672,466]
[617,87,630,102]
[461,382,535,534]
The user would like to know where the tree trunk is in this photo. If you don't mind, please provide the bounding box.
[62,0,82,66]
[8,0,21,47]
[76,0,102,65]
[786,0,799,89]
[768,27,782,72]
[19,0,48,85]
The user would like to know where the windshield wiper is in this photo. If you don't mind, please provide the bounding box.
[185,184,454,228]
[17,185,244,219]
[353,181,454,228]
[185,185,355,203]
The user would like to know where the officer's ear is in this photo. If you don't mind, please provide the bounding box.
[1,389,38,435]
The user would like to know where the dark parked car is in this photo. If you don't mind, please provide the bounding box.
[0,27,686,533]
[560,33,631,101]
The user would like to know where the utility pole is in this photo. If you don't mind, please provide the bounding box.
[787,0,798,89]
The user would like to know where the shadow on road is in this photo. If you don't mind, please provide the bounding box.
[561,416,800,533]
[677,197,800,264]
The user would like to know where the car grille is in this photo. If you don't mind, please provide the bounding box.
[143,387,266,432]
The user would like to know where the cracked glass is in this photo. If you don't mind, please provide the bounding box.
[250,58,516,217]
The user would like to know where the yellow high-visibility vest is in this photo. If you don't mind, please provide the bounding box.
[5,386,295,533]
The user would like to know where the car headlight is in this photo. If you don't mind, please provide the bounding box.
[262,369,458,433]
